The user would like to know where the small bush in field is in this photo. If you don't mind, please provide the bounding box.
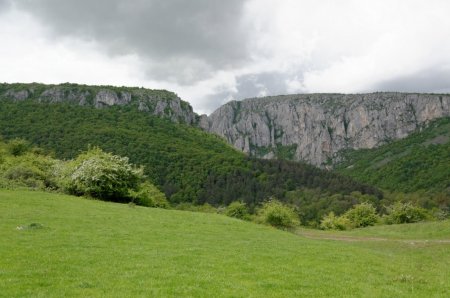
[256,199,299,229]
[225,201,250,220]
[344,202,379,228]
[383,202,430,224]
[320,212,351,230]
[130,182,169,208]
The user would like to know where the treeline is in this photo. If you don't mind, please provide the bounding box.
[0,100,380,212]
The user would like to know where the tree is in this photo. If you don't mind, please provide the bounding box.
[66,147,143,201]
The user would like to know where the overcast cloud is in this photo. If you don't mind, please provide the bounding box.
[1,0,450,114]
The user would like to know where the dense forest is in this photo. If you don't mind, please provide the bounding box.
[0,100,380,210]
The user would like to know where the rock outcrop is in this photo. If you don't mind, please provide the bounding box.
[201,93,450,166]
[0,83,196,124]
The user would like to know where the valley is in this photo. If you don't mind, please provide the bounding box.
[0,83,449,296]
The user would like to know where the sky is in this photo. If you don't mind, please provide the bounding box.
[1,0,450,114]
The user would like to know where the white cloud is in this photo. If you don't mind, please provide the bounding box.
[245,0,450,94]
[0,9,149,86]
[1,1,450,114]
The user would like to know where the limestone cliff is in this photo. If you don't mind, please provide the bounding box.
[201,93,450,166]
[0,83,196,124]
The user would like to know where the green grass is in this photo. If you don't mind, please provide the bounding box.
[1,190,449,297]
[296,221,450,240]
[333,221,450,240]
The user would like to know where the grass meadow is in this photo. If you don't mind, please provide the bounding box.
[1,190,449,297]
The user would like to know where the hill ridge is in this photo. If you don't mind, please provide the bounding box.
[0,82,197,124]
[201,92,450,166]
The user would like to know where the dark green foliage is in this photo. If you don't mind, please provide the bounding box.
[285,189,379,226]
[251,144,298,160]
[7,139,31,156]
[256,199,299,229]
[0,100,380,207]
[336,117,450,193]
[383,202,430,224]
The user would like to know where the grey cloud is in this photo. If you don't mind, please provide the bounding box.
[373,67,450,93]
[204,72,296,114]
[199,92,230,114]
[234,72,292,100]
[0,0,11,12]
[14,0,250,83]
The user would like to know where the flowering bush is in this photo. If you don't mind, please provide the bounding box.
[66,147,143,201]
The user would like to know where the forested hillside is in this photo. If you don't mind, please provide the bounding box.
[0,82,197,124]
[0,100,380,209]
[335,117,450,193]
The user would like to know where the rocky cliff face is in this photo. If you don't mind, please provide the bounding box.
[201,93,450,166]
[0,83,196,124]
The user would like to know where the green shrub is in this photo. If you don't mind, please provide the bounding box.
[383,202,430,224]
[256,199,299,229]
[225,201,250,220]
[344,202,379,228]
[130,182,169,208]
[7,139,30,156]
[1,151,60,190]
[66,147,143,201]
[431,207,448,220]
[320,212,351,230]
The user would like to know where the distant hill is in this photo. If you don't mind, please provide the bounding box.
[0,85,380,212]
[0,82,197,124]
[335,117,450,193]
[201,93,450,166]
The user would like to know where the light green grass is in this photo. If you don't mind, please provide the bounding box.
[296,220,450,241]
[310,221,450,240]
[1,190,449,297]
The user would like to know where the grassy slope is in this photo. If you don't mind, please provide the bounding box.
[334,221,449,240]
[1,190,449,297]
[297,221,450,240]
[335,117,450,192]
